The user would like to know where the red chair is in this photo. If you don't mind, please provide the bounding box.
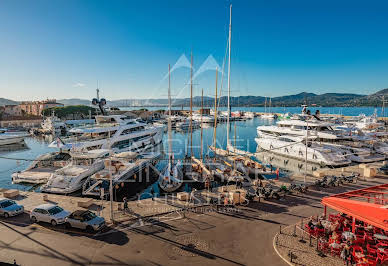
[305,224,315,236]
[318,240,329,254]
[315,228,325,238]
[364,233,375,244]
[352,246,365,264]
[376,248,388,264]
[367,243,377,256]
[330,245,342,257]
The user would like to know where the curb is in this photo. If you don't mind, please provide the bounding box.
[272,224,294,266]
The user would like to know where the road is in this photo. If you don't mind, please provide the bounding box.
[0,178,385,266]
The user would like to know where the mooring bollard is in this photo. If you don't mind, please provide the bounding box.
[293,224,297,237]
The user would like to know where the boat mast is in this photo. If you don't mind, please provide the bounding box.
[226,4,232,149]
[168,64,172,166]
[200,89,204,161]
[213,68,218,149]
[190,52,193,156]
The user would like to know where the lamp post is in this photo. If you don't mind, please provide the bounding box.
[304,120,308,184]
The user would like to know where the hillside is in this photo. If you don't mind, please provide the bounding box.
[2,88,387,108]
[0,98,18,106]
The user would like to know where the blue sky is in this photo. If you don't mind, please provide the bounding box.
[1,0,388,101]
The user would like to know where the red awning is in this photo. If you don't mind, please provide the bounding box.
[321,184,388,231]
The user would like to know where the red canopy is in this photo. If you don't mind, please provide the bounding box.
[321,183,388,231]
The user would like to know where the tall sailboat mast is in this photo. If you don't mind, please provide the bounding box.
[168,64,172,166]
[226,4,232,149]
[200,89,204,161]
[213,68,218,149]
[190,52,193,156]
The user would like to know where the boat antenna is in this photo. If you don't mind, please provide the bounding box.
[226,4,232,150]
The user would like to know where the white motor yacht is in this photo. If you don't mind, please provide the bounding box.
[255,135,351,167]
[41,116,66,134]
[175,118,200,129]
[12,151,72,184]
[41,149,111,194]
[82,151,161,197]
[0,129,29,146]
[352,113,384,131]
[192,113,215,123]
[49,115,163,153]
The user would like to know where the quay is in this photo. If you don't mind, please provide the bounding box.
[0,162,386,265]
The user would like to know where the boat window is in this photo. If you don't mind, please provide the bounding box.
[112,139,131,149]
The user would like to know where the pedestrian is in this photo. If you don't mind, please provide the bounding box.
[150,186,154,201]
[275,168,279,180]
[123,197,129,214]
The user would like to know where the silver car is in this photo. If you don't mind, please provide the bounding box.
[30,204,70,226]
[0,198,24,218]
[65,210,105,232]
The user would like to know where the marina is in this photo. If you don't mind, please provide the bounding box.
[1,1,388,266]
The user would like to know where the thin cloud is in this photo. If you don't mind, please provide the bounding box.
[73,82,86,87]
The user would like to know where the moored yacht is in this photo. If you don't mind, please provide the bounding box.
[12,151,71,184]
[82,151,161,197]
[41,149,111,194]
[0,129,29,146]
[255,135,351,167]
[49,115,163,153]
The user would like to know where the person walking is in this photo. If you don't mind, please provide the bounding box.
[123,197,129,214]
[150,186,154,201]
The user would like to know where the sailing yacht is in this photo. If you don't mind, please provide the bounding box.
[49,115,164,153]
[159,64,183,193]
[41,149,111,194]
[261,97,277,119]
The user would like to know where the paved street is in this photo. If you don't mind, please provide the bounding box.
[0,177,386,266]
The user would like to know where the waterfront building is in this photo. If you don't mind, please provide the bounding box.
[19,99,64,116]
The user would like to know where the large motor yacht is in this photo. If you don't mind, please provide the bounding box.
[82,151,161,197]
[257,116,385,163]
[41,149,111,194]
[255,135,351,167]
[12,151,72,184]
[49,115,163,153]
[41,115,66,134]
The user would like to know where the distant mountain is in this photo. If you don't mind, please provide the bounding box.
[57,98,91,106]
[2,88,386,108]
[352,88,388,106]
[0,98,18,106]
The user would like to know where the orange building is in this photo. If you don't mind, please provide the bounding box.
[19,99,64,116]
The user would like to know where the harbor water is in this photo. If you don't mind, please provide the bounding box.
[0,106,384,195]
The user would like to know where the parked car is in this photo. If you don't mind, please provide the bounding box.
[0,198,24,218]
[65,210,105,232]
[30,204,70,226]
